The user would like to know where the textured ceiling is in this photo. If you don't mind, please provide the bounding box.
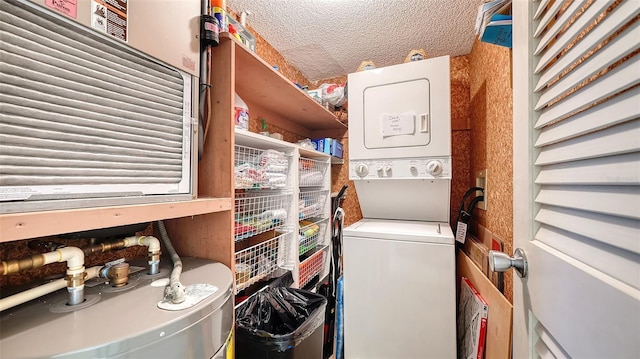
[227,0,484,82]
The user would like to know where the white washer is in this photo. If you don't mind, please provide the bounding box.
[343,219,456,359]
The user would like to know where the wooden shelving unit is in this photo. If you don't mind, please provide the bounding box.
[201,34,345,292]
[0,198,231,243]
[223,33,347,139]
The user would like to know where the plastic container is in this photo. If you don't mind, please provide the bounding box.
[234,93,249,130]
[227,13,256,52]
[236,287,327,359]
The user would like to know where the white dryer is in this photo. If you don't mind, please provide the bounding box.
[347,56,451,222]
[344,56,456,358]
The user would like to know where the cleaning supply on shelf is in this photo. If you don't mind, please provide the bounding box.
[228,24,243,43]
[210,0,227,32]
[259,118,269,136]
[234,93,249,130]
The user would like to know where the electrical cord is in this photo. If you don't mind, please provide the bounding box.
[455,187,485,240]
[456,187,484,224]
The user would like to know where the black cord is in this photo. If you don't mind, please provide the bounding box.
[457,187,484,225]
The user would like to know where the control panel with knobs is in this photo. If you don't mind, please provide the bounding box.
[350,158,451,180]
[355,163,369,178]
[426,160,444,176]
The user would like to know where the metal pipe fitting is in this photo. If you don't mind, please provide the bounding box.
[1,255,46,275]
[65,271,85,306]
[107,262,130,287]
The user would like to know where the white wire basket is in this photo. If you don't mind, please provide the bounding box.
[235,145,290,190]
[299,218,329,257]
[234,230,294,293]
[298,189,328,221]
[235,191,292,241]
[298,246,327,288]
[298,157,329,187]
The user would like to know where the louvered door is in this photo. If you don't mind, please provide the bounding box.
[512,0,640,357]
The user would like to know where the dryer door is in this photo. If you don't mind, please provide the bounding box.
[348,56,451,161]
[363,78,431,150]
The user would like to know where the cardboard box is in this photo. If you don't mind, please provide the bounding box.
[311,138,331,154]
[331,140,343,158]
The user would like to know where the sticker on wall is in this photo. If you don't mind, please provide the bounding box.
[45,0,77,19]
[91,0,128,42]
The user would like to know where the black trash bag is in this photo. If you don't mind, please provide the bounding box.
[236,287,327,357]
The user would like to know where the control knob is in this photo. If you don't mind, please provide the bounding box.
[426,160,444,176]
[355,163,369,178]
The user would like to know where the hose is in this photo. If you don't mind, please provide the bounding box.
[156,221,185,304]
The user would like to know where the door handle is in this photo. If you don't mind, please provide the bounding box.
[489,248,528,278]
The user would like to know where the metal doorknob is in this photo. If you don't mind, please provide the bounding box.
[489,248,528,278]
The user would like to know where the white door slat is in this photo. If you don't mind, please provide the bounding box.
[536,205,640,255]
[535,152,640,185]
[534,0,552,20]
[535,321,569,359]
[534,57,640,126]
[535,185,640,220]
[534,0,565,38]
[535,225,640,289]
[533,0,582,56]
[535,120,640,166]
[535,23,640,109]
[535,87,640,146]
[534,0,640,75]
[534,340,557,359]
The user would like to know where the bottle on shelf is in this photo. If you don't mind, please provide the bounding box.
[259,118,269,137]
[234,93,249,130]
[210,0,227,32]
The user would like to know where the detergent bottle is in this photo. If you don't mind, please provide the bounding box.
[234,93,249,130]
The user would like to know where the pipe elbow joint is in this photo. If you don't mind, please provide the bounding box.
[137,236,161,253]
[58,247,85,271]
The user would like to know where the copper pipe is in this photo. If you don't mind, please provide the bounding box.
[1,254,46,275]
[82,239,127,256]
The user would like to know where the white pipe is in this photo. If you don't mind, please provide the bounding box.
[0,266,101,312]
[124,236,161,274]
[41,246,85,271]
[138,236,161,253]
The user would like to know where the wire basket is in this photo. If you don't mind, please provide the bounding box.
[235,145,290,189]
[235,231,294,293]
[235,191,292,241]
[298,157,329,187]
[298,189,328,221]
[298,246,326,288]
[299,218,329,257]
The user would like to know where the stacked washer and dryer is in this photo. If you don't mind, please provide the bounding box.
[343,56,457,358]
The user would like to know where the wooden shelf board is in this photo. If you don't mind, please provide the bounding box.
[0,197,232,243]
[235,129,295,151]
[222,34,347,132]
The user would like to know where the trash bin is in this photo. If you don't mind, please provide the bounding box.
[235,287,328,359]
